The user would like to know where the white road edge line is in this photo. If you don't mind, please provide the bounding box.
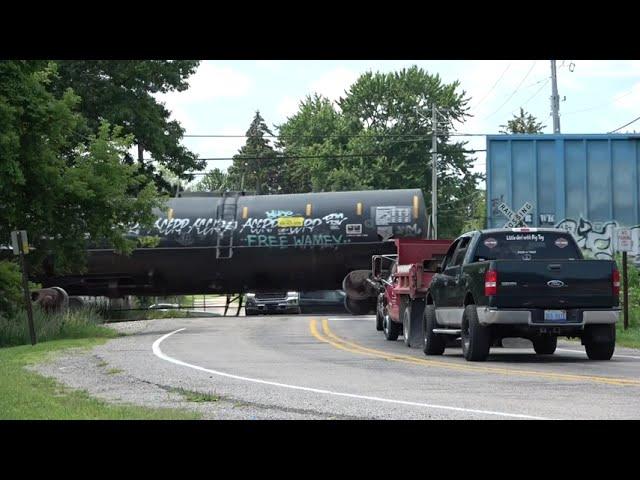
[556,348,640,360]
[152,328,548,420]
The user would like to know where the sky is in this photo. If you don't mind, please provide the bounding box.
[154,60,640,185]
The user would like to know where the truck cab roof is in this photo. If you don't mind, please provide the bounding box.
[461,227,571,237]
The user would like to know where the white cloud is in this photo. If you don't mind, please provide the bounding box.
[156,62,252,107]
[276,96,300,120]
[309,67,359,102]
[255,60,283,71]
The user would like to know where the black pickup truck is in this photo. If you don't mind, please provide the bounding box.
[424,228,620,361]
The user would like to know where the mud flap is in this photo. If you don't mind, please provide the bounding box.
[408,298,426,348]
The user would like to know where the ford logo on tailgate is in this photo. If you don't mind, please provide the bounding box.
[547,280,566,288]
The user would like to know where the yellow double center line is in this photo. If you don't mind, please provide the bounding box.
[310,318,640,387]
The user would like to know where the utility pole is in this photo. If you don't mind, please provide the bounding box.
[431,105,438,239]
[550,60,561,133]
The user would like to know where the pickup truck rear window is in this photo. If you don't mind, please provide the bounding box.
[474,232,581,262]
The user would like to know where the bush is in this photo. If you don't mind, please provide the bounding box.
[0,306,112,348]
[0,260,23,319]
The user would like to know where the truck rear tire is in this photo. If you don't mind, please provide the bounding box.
[423,305,445,355]
[383,309,401,341]
[402,307,411,346]
[532,336,557,355]
[584,324,616,360]
[461,305,490,361]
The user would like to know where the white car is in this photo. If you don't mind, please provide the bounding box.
[244,292,300,315]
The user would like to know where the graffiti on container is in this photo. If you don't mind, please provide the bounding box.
[555,217,640,259]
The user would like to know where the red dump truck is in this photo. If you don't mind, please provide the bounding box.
[340,238,452,346]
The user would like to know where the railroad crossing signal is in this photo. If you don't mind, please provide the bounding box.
[498,202,533,228]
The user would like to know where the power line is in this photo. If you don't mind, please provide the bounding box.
[483,61,538,120]
[609,114,640,133]
[183,132,491,139]
[520,78,550,110]
[563,89,635,116]
[472,63,512,109]
[196,149,487,161]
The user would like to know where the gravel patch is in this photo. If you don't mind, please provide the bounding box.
[28,320,350,419]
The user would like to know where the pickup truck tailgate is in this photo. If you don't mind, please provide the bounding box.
[491,260,616,309]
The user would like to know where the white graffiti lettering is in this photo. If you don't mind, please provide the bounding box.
[265,210,294,219]
[155,218,191,236]
[322,213,348,227]
[555,217,640,259]
[239,218,279,234]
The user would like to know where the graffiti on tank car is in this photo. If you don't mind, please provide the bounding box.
[322,213,348,228]
[128,223,141,236]
[155,217,191,236]
[293,234,345,247]
[152,217,238,237]
[239,218,278,234]
[144,209,354,242]
[245,233,346,248]
[394,223,422,236]
[191,218,238,236]
[265,210,294,219]
[240,214,347,236]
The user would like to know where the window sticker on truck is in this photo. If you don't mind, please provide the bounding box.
[555,237,569,248]
[483,237,497,248]
[505,233,545,242]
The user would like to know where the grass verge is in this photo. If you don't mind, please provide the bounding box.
[0,336,200,419]
[0,307,201,419]
[617,312,640,349]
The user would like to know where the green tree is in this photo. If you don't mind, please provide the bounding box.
[50,60,203,193]
[195,168,231,192]
[499,107,546,134]
[277,67,483,238]
[276,94,353,192]
[459,189,487,233]
[227,111,285,194]
[0,61,163,283]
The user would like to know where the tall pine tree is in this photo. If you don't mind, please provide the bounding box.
[227,111,285,194]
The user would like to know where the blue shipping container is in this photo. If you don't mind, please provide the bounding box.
[486,134,640,259]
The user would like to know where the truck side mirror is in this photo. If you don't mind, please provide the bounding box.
[372,257,382,279]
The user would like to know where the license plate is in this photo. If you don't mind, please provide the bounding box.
[544,310,567,322]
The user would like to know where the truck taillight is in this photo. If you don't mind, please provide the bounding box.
[485,269,498,296]
[613,269,620,297]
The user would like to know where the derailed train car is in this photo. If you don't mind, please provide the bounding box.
[36,189,429,307]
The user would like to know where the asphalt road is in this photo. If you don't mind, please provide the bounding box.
[82,313,640,420]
